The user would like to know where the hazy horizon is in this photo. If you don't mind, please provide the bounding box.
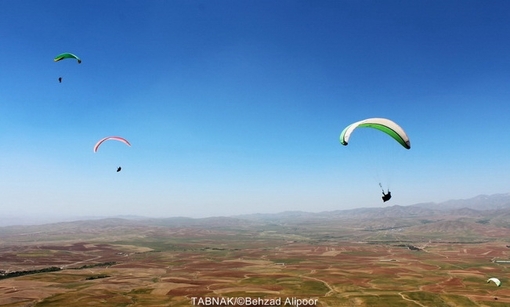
[2,191,509,227]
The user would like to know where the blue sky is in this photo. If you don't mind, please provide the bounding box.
[1,1,509,223]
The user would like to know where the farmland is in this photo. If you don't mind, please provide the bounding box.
[0,214,510,306]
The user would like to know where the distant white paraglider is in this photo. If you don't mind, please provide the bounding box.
[487,277,502,287]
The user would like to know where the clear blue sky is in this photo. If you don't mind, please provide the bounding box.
[1,1,509,222]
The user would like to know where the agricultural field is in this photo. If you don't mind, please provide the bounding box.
[0,217,510,306]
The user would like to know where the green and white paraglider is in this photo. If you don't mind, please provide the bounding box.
[54,52,81,83]
[54,53,81,63]
[339,118,411,202]
[340,118,410,149]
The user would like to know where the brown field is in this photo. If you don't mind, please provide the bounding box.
[0,218,510,306]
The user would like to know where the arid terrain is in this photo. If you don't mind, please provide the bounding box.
[2,198,510,306]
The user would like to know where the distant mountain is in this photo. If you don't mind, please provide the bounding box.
[2,193,510,229]
[411,193,510,211]
[231,194,510,234]
[235,194,510,223]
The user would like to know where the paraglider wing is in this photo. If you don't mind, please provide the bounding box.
[487,278,502,287]
[93,136,131,152]
[339,118,411,149]
[54,53,81,64]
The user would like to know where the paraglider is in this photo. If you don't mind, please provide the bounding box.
[54,53,80,82]
[94,137,131,172]
[340,118,410,202]
[340,118,411,149]
[380,183,391,202]
[93,136,131,152]
[54,53,81,64]
[379,182,391,203]
[382,190,391,202]
[487,277,502,287]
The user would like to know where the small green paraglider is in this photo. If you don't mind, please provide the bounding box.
[54,53,81,64]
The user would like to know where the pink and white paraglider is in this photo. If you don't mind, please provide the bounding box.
[94,136,131,152]
[93,136,131,172]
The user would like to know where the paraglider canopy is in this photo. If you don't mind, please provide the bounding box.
[93,136,131,152]
[54,52,81,64]
[340,118,411,149]
[487,277,502,287]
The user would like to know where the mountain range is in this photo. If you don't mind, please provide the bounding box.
[2,193,510,237]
